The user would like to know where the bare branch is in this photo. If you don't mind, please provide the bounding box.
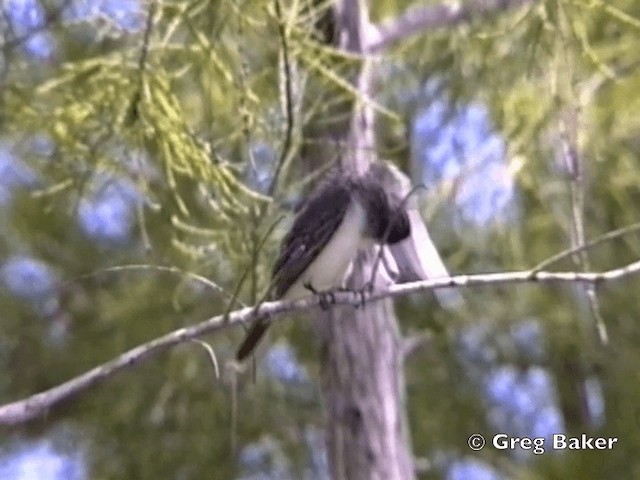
[556,1,609,348]
[366,0,538,53]
[69,264,247,309]
[190,339,221,382]
[559,105,609,345]
[268,0,296,196]
[1,259,639,425]
[532,222,640,272]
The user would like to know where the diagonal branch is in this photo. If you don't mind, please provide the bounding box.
[268,0,295,196]
[366,0,538,53]
[1,259,639,426]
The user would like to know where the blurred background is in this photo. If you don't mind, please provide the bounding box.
[1,0,639,478]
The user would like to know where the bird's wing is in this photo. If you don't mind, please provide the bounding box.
[236,179,351,361]
[272,179,352,298]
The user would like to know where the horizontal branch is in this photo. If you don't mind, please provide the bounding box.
[1,259,639,426]
[366,0,538,53]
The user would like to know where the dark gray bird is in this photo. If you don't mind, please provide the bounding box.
[235,169,411,361]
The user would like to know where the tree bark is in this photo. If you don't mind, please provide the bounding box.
[319,254,415,480]
[317,1,416,479]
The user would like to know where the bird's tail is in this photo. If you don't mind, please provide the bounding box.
[236,315,270,361]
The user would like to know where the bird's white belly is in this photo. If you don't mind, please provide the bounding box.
[284,201,368,300]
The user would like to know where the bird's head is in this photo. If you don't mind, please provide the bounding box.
[355,177,411,245]
[382,206,411,243]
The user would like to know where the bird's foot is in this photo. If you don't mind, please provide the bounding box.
[304,282,336,311]
[353,282,374,309]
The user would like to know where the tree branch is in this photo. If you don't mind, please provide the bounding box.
[366,0,538,53]
[1,259,639,426]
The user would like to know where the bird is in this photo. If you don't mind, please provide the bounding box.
[235,168,412,361]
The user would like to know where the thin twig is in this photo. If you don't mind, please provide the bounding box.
[532,222,640,272]
[559,101,608,344]
[1,259,640,425]
[69,264,246,309]
[222,215,285,322]
[190,339,220,381]
[125,0,157,124]
[366,0,538,53]
[268,0,295,196]
[368,184,426,287]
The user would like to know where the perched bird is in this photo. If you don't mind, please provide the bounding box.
[235,168,412,361]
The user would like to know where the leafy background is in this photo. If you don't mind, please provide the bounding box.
[1,0,639,478]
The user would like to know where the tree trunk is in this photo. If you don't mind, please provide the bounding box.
[316,2,416,479]
[318,254,415,480]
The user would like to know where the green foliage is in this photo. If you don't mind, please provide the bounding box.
[1,0,640,478]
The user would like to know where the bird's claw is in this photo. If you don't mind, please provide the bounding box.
[303,282,318,294]
[318,291,336,310]
[354,282,374,309]
[304,282,336,311]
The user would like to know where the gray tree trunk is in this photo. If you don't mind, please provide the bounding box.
[318,256,415,480]
[316,1,416,479]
